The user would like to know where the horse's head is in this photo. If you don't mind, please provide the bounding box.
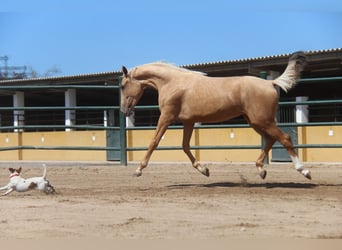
[120,66,144,116]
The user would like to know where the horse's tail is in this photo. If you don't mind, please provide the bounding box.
[273,51,307,93]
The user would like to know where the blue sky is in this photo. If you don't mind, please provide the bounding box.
[1,0,342,76]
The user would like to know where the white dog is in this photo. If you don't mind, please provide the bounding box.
[0,164,55,196]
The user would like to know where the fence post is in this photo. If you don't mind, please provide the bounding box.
[118,76,127,165]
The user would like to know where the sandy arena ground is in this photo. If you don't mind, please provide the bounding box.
[0,162,341,239]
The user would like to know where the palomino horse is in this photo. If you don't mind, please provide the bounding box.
[120,52,311,180]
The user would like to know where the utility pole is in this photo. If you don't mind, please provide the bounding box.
[0,55,9,78]
[0,55,27,79]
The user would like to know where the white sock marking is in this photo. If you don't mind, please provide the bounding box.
[290,155,304,171]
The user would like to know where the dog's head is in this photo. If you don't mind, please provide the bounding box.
[8,167,22,178]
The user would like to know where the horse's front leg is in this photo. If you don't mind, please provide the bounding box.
[182,123,209,177]
[134,115,172,177]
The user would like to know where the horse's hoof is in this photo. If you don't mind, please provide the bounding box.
[200,167,210,177]
[301,169,311,180]
[196,166,210,177]
[259,170,267,179]
[133,171,142,177]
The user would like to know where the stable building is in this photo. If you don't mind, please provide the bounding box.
[0,48,341,162]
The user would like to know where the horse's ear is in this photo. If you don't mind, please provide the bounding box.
[122,66,128,77]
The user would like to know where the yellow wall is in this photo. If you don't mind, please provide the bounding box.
[127,129,194,162]
[127,128,261,162]
[298,126,342,162]
[128,126,342,162]
[0,126,340,162]
[0,133,20,160]
[0,131,106,161]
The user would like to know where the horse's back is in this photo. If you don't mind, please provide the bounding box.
[172,75,274,122]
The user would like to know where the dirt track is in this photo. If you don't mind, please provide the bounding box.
[0,162,341,239]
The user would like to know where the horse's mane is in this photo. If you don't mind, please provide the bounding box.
[134,62,206,76]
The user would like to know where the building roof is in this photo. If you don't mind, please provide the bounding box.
[0,48,341,85]
[185,48,342,77]
[185,48,342,68]
[0,70,121,85]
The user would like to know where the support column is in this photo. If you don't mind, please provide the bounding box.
[104,110,115,127]
[65,89,76,131]
[104,110,108,127]
[13,91,25,132]
[126,112,135,127]
[296,96,309,161]
[296,96,309,123]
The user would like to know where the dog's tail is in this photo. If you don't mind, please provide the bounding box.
[273,51,307,93]
[42,163,47,179]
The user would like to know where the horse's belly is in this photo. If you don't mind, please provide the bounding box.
[178,105,242,123]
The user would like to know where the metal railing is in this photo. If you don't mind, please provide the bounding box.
[0,84,121,158]
[0,77,340,165]
[118,100,342,165]
[119,76,342,165]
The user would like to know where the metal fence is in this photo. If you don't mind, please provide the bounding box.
[121,102,342,165]
[0,76,341,165]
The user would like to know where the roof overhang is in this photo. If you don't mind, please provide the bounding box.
[0,48,341,85]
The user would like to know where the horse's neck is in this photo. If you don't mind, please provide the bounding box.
[135,66,170,91]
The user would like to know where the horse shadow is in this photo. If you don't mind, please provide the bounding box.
[166,182,329,189]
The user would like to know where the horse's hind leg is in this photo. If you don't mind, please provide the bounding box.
[255,134,276,179]
[248,118,275,179]
[182,123,209,177]
[263,123,311,179]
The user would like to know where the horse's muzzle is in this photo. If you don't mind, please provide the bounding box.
[122,97,135,116]
[124,109,134,117]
